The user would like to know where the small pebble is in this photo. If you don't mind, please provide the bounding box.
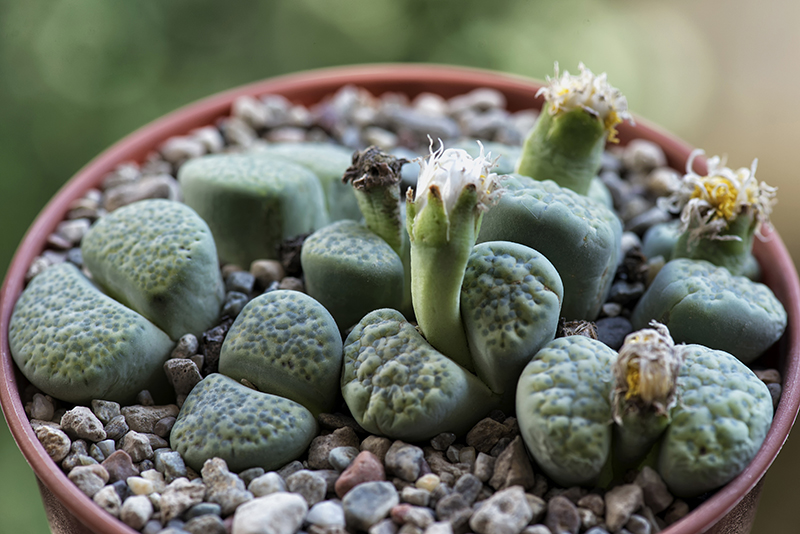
[286,469,327,507]
[93,484,122,517]
[202,457,253,516]
[121,405,180,434]
[768,382,782,409]
[385,441,425,482]
[171,334,200,359]
[239,467,265,487]
[164,358,204,396]
[453,473,482,505]
[221,291,249,318]
[361,435,393,462]
[415,474,441,493]
[663,499,690,525]
[61,406,107,442]
[335,450,386,498]
[251,259,286,289]
[232,492,308,534]
[308,427,360,470]
[329,446,361,472]
[185,501,222,520]
[136,390,155,407]
[596,316,634,351]
[307,500,346,527]
[521,526,551,534]
[401,486,431,507]
[525,493,547,524]
[35,424,71,462]
[249,471,287,497]
[128,476,156,496]
[30,393,55,421]
[342,481,399,531]
[160,478,207,523]
[184,513,226,534]
[488,436,535,491]
[545,495,581,534]
[278,276,304,292]
[469,486,532,534]
[68,464,110,498]
[626,514,652,534]
[605,484,643,532]
[154,449,188,483]
[104,414,129,441]
[102,450,139,484]
[121,431,154,463]
[391,503,436,528]
[226,271,256,294]
[120,495,154,530]
[577,493,605,517]
[633,466,673,514]
[154,416,177,439]
[430,433,457,451]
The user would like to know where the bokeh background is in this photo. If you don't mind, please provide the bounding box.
[1,1,799,532]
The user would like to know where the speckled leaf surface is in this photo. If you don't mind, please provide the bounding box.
[302,220,405,331]
[658,344,773,497]
[9,263,174,405]
[342,309,496,441]
[219,290,343,415]
[631,258,786,363]
[170,373,317,473]
[178,153,328,266]
[461,241,563,395]
[478,178,622,320]
[516,335,617,486]
[82,199,224,340]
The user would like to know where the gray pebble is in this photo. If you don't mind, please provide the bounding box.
[61,406,107,442]
[605,484,643,532]
[435,493,471,527]
[626,514,652,534]
[624,206,672,235]
[137,459,155,473]
[307,500,346,527]
[91,400,121,425]
[342,481,399,531]
[154,416,177,438]
[401,486,431,507]
[430,433,456,451]
[470,486,532,534]
[104,414,129,441]
[143,432,169,450]
[286,469,327,507]
[122,404,180,433]
[633,466,673,514]
[249,471,287,497]
[185,514,226,534]
[596,316,634,351]
[104,175,179,212]
[160,478,207,523]
[453,474,482,505]
[488,436,534,491]
[329,446,360,472]
[222,291,250,318]
[89,442,107,463]
[370,518,400,534]
[423,523,453,534]
[768,382,782,409]
[202,457,253,516]
[308,427,360,470]
[385,441,425,482]
[446,445,460,464]
[121,431,153,462]
[141,519,163,534]
[30,393,55,421]
[520,526,550,534]
[171,334,200,359]
[607,280,645,305]
[232,95,269,128]
[154,449,188,483]
[120,495,154,530]
[68,464,109,498]
[93,484,121,517]
[584,528,610,534]
[185,501,222,520]
[34,424,71,462]
[101,163,140,190]
[232,492,309,534]
[65,247,83,267]
[161,136,207,164]
[164,358,203,396]
[57,218,92,244]
[191,126,225,154]
[473,452,495,483]
[545,495,580,534]
[239,467,266,487]
[277,460,305,479]
[226,270,256,294]
[525,494,546,524]
[136,390,155,406]
[622,139,667,174]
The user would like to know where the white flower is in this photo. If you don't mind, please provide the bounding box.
[537,62,632,141]
[414,139,500,216]
[613,321,682,421]
[659,149,777,244]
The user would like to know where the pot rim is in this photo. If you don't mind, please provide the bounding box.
[1,63,799,534]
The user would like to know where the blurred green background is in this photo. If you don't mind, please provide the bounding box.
[1,1,799,532]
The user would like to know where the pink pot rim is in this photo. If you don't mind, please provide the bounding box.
[1,63,798,534]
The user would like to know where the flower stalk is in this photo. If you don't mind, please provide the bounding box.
[406,141,500,371]
[612,322,683,467]
[516,63,632,195]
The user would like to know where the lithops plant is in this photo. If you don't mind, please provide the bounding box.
[478,176,622,321]
[515,335,618,486]
[660,149,777,276]
[250,142,362,221]
[178,153,328,267]
[301,147,410,330]
[460,240,563,400]
[81,199,224,340]
[8,263,174,405]
[218,290,343,415]
[660,342,774,497]
[341,308,496,441]
[631,258,787,363]
[301,219,405,331]
[516,62,633,196]
[170,373,317,472]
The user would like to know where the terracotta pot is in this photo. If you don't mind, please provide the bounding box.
[1,64,798,534]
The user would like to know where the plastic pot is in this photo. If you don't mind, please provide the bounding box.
[1,64,798,534]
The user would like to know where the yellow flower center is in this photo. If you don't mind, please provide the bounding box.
[604,110,623,144]
[625,360,641,400]
[692,176,740,221]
